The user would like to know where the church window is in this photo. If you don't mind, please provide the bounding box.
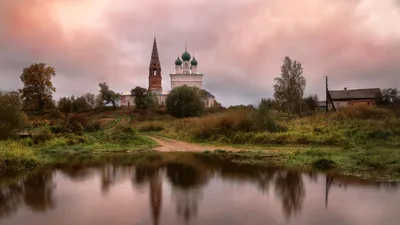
[153,70,157,75]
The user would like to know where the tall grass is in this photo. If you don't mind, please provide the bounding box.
[0,141,40,172]
[166,105,400,147]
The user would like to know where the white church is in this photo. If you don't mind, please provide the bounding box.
[120,38,216,108]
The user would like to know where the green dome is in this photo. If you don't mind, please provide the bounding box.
[181,50,191,61]
[190,57,198,66]
[175,57,182,65]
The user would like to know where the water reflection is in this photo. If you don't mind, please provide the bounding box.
[0,153,398,225]
[0,170,55,218]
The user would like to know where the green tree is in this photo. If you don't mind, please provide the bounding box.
[376,88,399,108]
[19,63,56,112]
[58,97,73,113]
[254,98,279,132]
[303,94,319,112]
[83,93,96,109]
[0,91,27,139]
[95,93,105,108]
[273,57,306,114]
[98,82,120,109]
[166,85,204,118]
[131,86,156,110]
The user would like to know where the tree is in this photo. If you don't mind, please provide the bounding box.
[131,86,156,110]
[254,98,279,132]
[376,88,399,108]
[83,93,96,109]
[98,82,120,109]
[303,94,319,112]
[165,85,204,118]
[273,57,306,114]
[19,63,56,112]
[95,93,105,108]
[58,97,73,113]
[0,91,27,139]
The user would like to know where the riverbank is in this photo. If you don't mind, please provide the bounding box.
[1,106,400,181]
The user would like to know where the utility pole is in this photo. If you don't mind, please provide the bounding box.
[326,76,329,113]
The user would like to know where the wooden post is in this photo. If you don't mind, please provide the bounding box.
[326,76,329,113]
[326,76,336,112]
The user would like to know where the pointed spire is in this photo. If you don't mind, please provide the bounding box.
[185,42,187,51]
[150,37,160,65]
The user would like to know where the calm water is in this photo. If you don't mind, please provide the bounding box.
[0,154,399,225]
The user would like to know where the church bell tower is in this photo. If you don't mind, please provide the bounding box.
[148,37,162,93]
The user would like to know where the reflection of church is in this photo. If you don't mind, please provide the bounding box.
[120,38,216,107]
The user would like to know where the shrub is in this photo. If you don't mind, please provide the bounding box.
[20,137,35,147]
[50,125,64,134]
[312,159,336,170]
[137,121,165,132]
[31,126,54,144]
[84,119,101,132]
[331,105,392,120]
[64,114,87,135]
[166,85,205,118]
[65,135,88,145]
[0,91,27,139]
[0,141,40,171]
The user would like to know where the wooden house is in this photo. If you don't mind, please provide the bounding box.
[328,88,380,110]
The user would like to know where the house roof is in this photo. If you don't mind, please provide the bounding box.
[329,88,380,100]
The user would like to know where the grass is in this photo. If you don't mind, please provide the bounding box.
[2,106,400,181]
[0,114,158,173]
[162,106,400,148]
[197,147,400,181]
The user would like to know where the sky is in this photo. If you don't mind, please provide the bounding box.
[1,0,400,106]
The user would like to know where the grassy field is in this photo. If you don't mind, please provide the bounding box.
[0,110,158,173]
[134,105,400,180]
[1,106,400,181]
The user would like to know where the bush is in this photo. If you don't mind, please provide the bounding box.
[64,114,87,135]
[0,92,27,139]
[331,105,392,120]
[84,119,101,132]
[20,137,35,147]
[137,121,165,132]
[166,85,205,118]
[32,126,54,144]
[0,141,40,171]
[50,125,64,134]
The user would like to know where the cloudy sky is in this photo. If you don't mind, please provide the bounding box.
[1,0,400,106]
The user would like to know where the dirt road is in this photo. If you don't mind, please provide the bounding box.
[147,136,245,152]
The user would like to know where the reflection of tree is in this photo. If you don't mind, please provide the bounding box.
[274,171,305,219]
[0,171,56,219]
[307,172,318,183]
[59,166,94,182]
[166,163,208,224]
[22,171,56,212]
[100,164,133,195]
[0,182,23,218]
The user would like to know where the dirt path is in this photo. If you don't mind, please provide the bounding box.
[147,136,246,152]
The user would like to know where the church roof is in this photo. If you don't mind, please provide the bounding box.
[181,50,191,61]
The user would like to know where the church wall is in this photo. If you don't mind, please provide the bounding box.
[170,73,203,90]
[120,95,135,107]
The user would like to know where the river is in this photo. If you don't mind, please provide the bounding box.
[0,153,398,225]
